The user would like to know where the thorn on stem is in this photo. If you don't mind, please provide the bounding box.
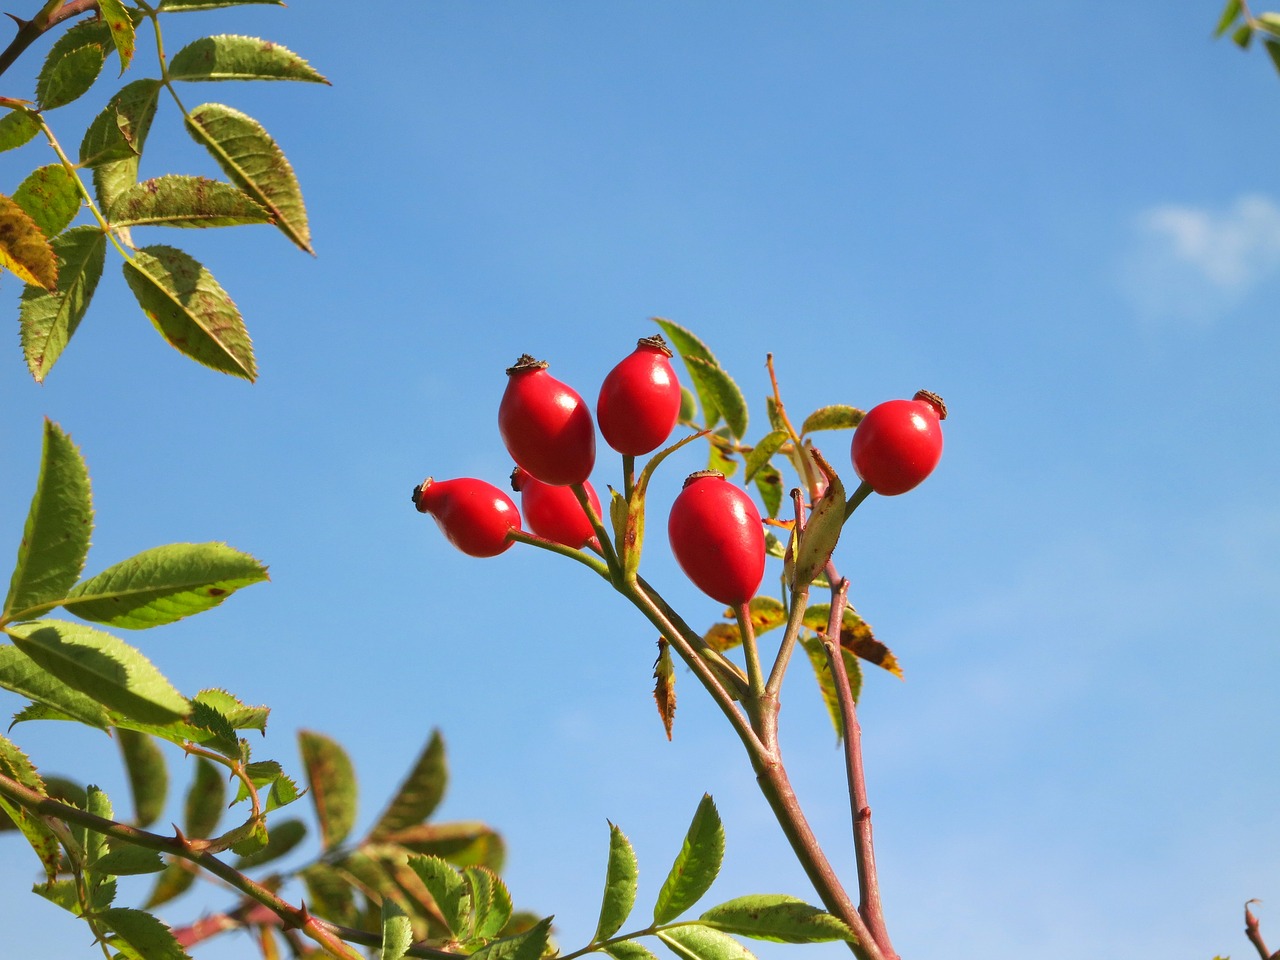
[5,13,29,28]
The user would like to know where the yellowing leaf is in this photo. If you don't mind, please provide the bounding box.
[0,193,57,289]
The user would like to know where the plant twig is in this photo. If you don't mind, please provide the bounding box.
[823,574,896,959]
[0,0,99,81]
[1245,900,1278,960]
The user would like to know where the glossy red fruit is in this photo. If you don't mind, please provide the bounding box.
[499,355,596,486]
[412,477,521,557]
[596,335,682,456]
[668,471,766,606]
[850,390,947,496]
[510,466,601,549]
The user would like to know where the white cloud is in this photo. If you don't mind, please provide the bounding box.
[1121,194,1280,325]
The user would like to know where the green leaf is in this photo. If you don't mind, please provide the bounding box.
[677,386,698,426]
[7,620,189,724]
[801,604,900,678]
[593,822,638,942]
[1265,37,1280,74]
[301,862,358,927]
[380,897,413,960]
[0,643,110,727]
[369,729,447,839]
[233,816,305,868]
[96,0,137,73]
[169,35,328,83]
[1215,0,1243,36]
[19,226,104,382]
[100,907,192,960]
[298,729,356,850]
[95,842,166,875]
[118,728,167,826]
[389,820,505,870]
[653,794,724,924]
[159,0,284,10]
[470,916,552,960]
[654,318,724,428]
[109,175,272,229]
[801,636,862,740]
[34,877,84,914]
[800,405,864,434]
[406,855,469,936]
[743,430,787,484]
[467,866,512,940]
[194,688,268,732]
[36,20,108,109]
[144,861,196,908]
[792,455,846,589]
[603,941,661,960]
[65,542,268,629]
[685,357,748,440]
[1258,11,1280,36]
[13,165,81,240]
[653,639,676,740]
[4,419,92,620]
[658,925,757,960]
[699,895,856,943]
[752,463,783,519]
[0,733,61,880]
[0,192,58,289]
[1233,22,1254,48]
[185,102,312,252]
[0,108,41,152]
[184,756,226,837]
[80,79,161,210]
[122,245,256,380]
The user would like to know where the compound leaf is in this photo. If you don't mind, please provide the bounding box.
[64,542,268,629]
[169,34,328,83]
[121,245,256,380]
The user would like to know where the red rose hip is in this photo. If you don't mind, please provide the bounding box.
[499,355,596,486]
[412,477,521,557]
[850,390,947,496]
[668,471,766,606]
[596,335,682,456]
[510,466,601,549]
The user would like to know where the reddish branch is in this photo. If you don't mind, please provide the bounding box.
[1246,901,1280,960]
[0,1,100,82]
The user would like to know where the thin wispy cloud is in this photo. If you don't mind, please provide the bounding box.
[1121,194,1280,325]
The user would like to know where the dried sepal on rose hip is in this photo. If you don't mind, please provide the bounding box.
[498,355,596,486]
[668,470,766,606]
[510,466,601,549]
[596,334,682,456]
[850,390,947,496]
[412,477,521,557]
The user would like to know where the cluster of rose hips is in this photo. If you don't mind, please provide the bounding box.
[412,334,946,607]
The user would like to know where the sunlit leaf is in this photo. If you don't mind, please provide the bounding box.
[406,855,469,936]
[19,226,105,383]
[792,452,846,589]
[65,542,268,629]
[81,79,161,210]
[800,405,863,435]
[185,102,312,252]
[469,916,552,960]
[298,729,356,850]
[158,0,284,10]
[1233,22,1254,48]
[658,925,757,960]
[118,727,167,826]
[0,733,60,880]
[380,897,413,960]
[301,862,358,928]
[13,165,81,240]
[686,357,747,440]
[801,605,900,678]
[699,895,856,943]
[3,419,92,620]
[0,193,57,289]
[36,20,108,109]
[233,816,305,868]
[387,820,505,871]
[369,729,447,839]
[169,34,328,83]
[801,636,862,741]
[603,940,660,960]
[654,318,724,429]
[753,463,783,519]
[109,176,271,228]
[121,245,256,380]
[653,794,724,924]
[0,643,110,728]
[194,688,268,732]
[743,430,787,483]
[96,0,137,73]
[593,821,638,942]
[8,620,189,725]
[95,842,165,875]
[467,866,512,941]
[1216,0,1244,37]
[0,108,41,152]
[100,906,192,960]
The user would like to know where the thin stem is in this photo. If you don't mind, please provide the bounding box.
[572,482,622,580]
[622,453,636,501]
[764,488,812,700]
[508,529,611,580]
[735,602,765,707]
[1246,901,1276,960]
[823,577,895,958]
[0,0,98,81]
[844,480,874,520]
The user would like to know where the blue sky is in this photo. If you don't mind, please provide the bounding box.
[3,2,1280,958]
